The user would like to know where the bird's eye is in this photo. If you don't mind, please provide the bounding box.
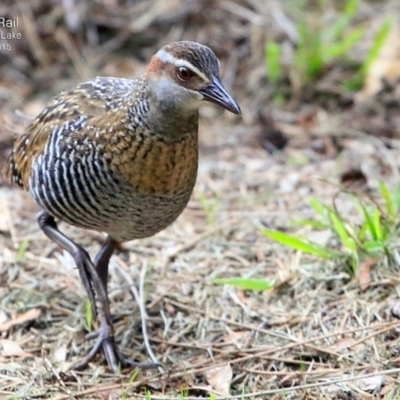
[177,67,192,81]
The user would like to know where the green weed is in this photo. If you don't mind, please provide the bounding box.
[196,188,219,226]
[266,0,365,92]
[16,238,29,262]
[121,369,140,399]
[265,41,285,104]
[214,277,275,291]
[265,41,281,84]
[263,183,400,277]
[180,386,189,399]
[343,17,392,91]
[85,299,93,332]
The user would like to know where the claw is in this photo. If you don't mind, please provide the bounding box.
[71,318,159,372]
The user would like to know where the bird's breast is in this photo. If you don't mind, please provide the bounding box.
[109,131,198,196]
[94,130,199,241]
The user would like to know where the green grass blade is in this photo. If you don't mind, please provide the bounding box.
[363,240,385,253]
[393,185,400,214]
[213,277,275,291]
[343,0,359,17]
[350,252,358,277]
[325,27,364,61]
[381,221,390,242]
[323,0,358,43]
[262,230,335,259]
[329,212,356,252]
[86,300,93,331]
[358,221,368,242]
[292,219,329,229]
[308,38,323,78]
[362,17,392,74]
[266,41,281,84]
[360,203,378,240]
[373,208,382,241]
[16,238,29,262]
[295,21,323,83]
[129,368,139,383]
[309,197,332,221]
[379,182,396,219]
[195,188,218,226]
[295,22,309,82]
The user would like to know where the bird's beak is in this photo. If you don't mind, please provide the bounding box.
[200,77,241,115]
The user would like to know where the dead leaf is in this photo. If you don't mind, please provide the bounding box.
[359,259,377,292]
[0,308,41,331]
[53,344,67,363]
[330,337,365,354]
[0,310,8,325]
[334,337,358,350]
[389,298,400,318]
[358,374,385,392]
[204,363,232,396]
[223,330,250,345]
[236,288,247,304]
[356,368,385,392]
[0,339,33,358]
[380,382,395,396]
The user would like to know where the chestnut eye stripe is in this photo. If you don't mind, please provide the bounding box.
[156,49,209,83]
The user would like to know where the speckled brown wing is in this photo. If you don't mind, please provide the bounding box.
[3,116,49,190]
[3,77,133,190]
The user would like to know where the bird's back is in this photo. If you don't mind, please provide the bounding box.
[4,76,199,242]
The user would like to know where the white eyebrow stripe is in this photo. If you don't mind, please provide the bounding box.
[156,49,209,82]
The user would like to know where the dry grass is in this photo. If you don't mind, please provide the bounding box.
[1,0,400,398]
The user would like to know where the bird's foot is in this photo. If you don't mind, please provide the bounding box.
[70,319,159,373]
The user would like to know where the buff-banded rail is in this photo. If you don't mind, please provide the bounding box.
[4,41,241,372]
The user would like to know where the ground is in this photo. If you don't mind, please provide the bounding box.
[1,0,400,399]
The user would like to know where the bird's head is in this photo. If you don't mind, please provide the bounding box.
[146,41,241,115]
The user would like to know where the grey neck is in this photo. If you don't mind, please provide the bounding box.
[145,78,200,142]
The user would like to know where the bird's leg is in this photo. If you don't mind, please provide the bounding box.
[93,235,116,294]
[38,211,107,320]
[39,213,158,372]
[76,235,159,372]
